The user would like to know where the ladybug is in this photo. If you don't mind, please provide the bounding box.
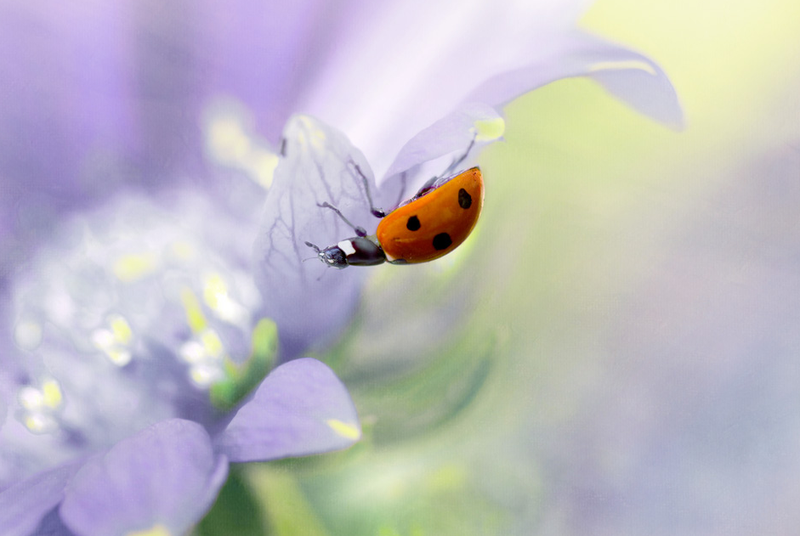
[305,165,484,268]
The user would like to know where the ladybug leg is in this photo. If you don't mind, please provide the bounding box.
[348,161,387,218]
[440,133,477,177]
[316,202,367,237]
[394,171,408,208]
[411,134,479,200]
[414,176,438,198]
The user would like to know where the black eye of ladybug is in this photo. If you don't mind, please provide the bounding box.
[458,188,472,209]
[432,232,452,250]
[406,215,421,231]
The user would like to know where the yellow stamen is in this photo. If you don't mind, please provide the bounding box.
[203,273,228,310]
[244,149,279,188]
[41,379,63,409]
[127,524,172,536]
[473,117,505,142]
[110,315,133,345]
[180,289,207,333]
[200,330,225,359]
[326,419,361,441]
[113,253,159,282]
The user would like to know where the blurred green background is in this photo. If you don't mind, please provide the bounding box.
[200,1,800,534]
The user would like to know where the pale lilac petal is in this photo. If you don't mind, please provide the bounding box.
[169,0,357,144]
[253,115,401,356]
[465,31,684,129]
[299,0,560,178]
[382,103,502,186]
[0,0,346,195]
[384,32,683,184]
[217,358,361,462]
[0,460,82,536]
[60,419,228,536]
[0,0,354,280]
[300,1,679,178]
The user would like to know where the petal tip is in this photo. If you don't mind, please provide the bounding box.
[326,418,362,442]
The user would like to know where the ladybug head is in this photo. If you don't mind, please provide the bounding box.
[304,241,348,269]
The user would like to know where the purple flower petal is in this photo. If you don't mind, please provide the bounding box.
[298,0,591,177]
[217,358,361,463]
[0,0,348,277]
[464,31,684,129]
[253,115,401,356]
[0,460,82,536]
[190,0,359,143]
[382,103,503,187]
[59,419,228,536]
[380,31,683,185]
[377,30,682,187]
[0,0,341,197]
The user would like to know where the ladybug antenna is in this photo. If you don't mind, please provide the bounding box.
[393,170,408,208]
[302,241,323,264]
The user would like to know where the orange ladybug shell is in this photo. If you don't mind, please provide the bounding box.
[376,167,484,263]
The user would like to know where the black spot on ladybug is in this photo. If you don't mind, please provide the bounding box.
[458,188,472,209]
[406,215,421,231]
[432,232,452,250]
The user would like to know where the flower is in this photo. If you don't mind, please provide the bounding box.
[0,0,684,534]
[0,0,682,286]
[253,4,683,353]
[0,192,362,535]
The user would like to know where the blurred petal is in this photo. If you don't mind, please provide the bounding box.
[191,0,362,143]
[253,115,400,356]
[465,31,684,129]
[0,0,352,281]
[0,460,81,536]
[299,0,675,178]
[0,191,264,489]
[0,2,140,200]
[380,26,687,187]
[0,0,345,197]
[217,358,361,462]
[382,103,504,186]
[60,419,228,536]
